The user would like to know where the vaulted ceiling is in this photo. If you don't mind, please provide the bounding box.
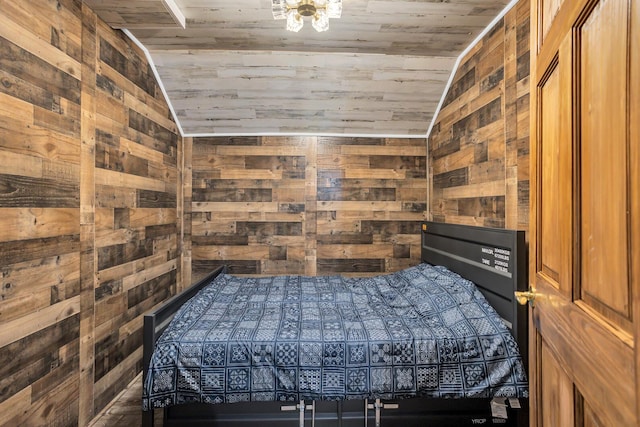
[84,0,512,136]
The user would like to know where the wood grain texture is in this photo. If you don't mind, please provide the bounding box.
[92,18,180,416]
[0,2,83,426]
[428,0,530,231]
[538,64,562,286]
[0,1,181,425]
[108,0,511,54]
[103,0,512,136]
[82,0,185,29]
[528,0,639,425]
[579,0,631,330]
[150,50,455,136]
[79,3,98,424]
[190,136,427,279]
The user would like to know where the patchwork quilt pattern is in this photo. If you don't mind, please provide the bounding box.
[143,264,528,410]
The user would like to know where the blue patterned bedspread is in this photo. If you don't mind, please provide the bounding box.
[143,264,528,410]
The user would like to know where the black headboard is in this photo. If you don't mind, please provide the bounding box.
[421,221,528,361]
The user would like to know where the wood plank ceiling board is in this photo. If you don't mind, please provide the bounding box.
[150,50,455,135]
[93,0,513,136]
[83,0,186,29]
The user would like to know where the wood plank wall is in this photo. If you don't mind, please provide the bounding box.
[189,136,427,279]
[428,0,530,231]
[0,1,181,425]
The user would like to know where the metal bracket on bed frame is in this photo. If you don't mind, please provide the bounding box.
[280,400,316,427]
[365,398,399,427]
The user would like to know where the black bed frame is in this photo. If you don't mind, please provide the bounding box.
[142,221,528,427]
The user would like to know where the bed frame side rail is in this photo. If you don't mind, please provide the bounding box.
[142,266,226,427]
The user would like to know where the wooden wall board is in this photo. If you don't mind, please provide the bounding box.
[91,15,181,415]
[428,0,530,231]
[0,3,84,424]
[190,136,427,279]
[78,3,98,424]
[92,16,180,415]
[0,2,182,425]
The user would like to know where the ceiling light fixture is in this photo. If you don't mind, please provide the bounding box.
[272,0,342,32]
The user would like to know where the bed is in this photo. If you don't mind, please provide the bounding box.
[142,221,529,426]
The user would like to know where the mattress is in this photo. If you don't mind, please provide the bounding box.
[142,263,528,410]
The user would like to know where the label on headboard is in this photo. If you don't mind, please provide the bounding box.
[480,247,511,273]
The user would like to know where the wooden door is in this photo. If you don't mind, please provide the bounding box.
[529,0,640,425]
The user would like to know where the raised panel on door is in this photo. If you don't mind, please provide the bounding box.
[537,63,562,287]
[578,0,632,335]
[538,337,574,427]
[536,37,572,298]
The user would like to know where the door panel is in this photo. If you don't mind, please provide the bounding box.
[536,31,573,298]
[538,63,562,287]
[539,338,574,427]
[579,0,631,331]
[529,0,638,425]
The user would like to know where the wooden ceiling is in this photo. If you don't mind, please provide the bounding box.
[84,0,512,136]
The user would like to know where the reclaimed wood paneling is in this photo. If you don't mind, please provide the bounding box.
[117,0,512,135]
[79,4,98,425]
[190,136,427,278]
[316,137,428,274]
[0,1,181,425]
[92,17,180,416]
[82,0,185,29]
[0,2,83,426]
[151,50,455,136]
[428,0,530,231]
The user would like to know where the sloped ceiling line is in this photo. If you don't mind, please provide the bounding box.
[108,0,518,137]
